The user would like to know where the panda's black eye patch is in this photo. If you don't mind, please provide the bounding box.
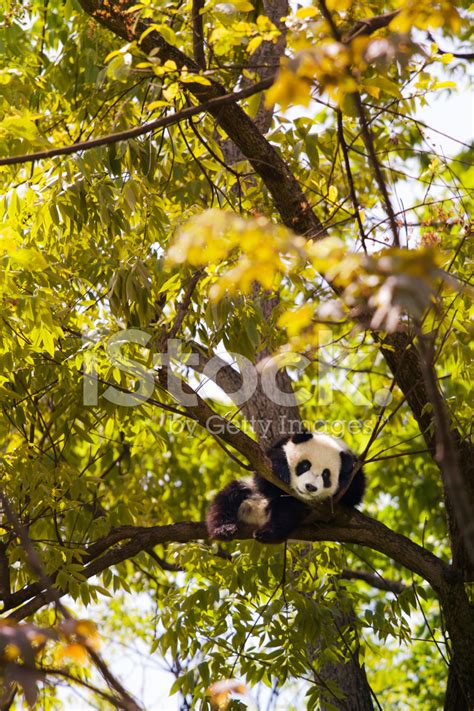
[322,468,331,488]
[296,460,311,476]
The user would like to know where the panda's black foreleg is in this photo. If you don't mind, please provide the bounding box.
[254,496,310,544]
[339,466,365,508]
[206,480,254,541]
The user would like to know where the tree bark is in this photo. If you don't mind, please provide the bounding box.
[237,362,374,709]
[438,580,474,710]
[318,611,374,711]
[382,332,474,709]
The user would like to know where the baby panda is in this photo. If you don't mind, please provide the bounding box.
[206,431,365,544]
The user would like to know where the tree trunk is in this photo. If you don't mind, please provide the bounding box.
[320,657,374,711]
[236,295,374,709]
[438,581,474,710]
[382,332,474,709]
[445,670,471,711]
[243,382,374,709]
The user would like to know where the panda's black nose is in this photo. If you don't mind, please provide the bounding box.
[305,483,318,493]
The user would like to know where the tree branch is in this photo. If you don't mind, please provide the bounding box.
[426,32,474,60]
[155,370,277,482]
[5,509,451,621]
[319,0,400,246]
[0,490,142,711]
[343,10,400,42]
[339,568,406,594]
[38,667,123,706]
[417,333,474,572]
[336,110,367,252]
[0,79,273,168]
[192,0,206,70]
[77,0,325,237]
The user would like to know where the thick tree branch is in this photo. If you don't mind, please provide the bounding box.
[380,331,474,571]
[5,509,451,621]
[417,334,474,572]
[185,337,300,448]
[154,369,280,483]
[192,0,206,70]
[77,0,325,237]
[186,340,246,395]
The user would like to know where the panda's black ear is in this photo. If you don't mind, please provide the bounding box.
[291,431,313,444]
[266,443,291,485]
[339,451,356,486]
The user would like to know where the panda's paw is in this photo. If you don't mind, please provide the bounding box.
[254,527,286,544]
[212,523,238,541]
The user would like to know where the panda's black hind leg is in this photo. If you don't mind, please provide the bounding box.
[206,480,253,540]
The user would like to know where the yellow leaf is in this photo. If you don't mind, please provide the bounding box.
[433,80,456,89]
[327,0,352,10]
[75,620,101,650]
[368,76,402,98]
[328,185,338,203]
[265,67,312,110]
[363,84,380,99]
[247,36,263,54]
[147,100,169,111]
[278,303,314,336]
[163,60,177,72]
[4,644,20,661]
[389,12,411,33]
[0,230,48,271]
[58,643,88,663]
[9,248,48,271]
[163,82,180,101]
[181,74,212,85]
[231,0,254,10]
[104,49,123,63]
[296,7,318,18]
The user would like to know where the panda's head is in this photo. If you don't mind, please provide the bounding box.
[267,431,357,503]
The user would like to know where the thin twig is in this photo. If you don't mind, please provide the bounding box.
[336,110,368,252]
[0,491,142,710]
[0,79,274,167]
[339,568,406,594]
[318,0,400,246]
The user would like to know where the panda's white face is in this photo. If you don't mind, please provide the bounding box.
[283,433,346,502]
